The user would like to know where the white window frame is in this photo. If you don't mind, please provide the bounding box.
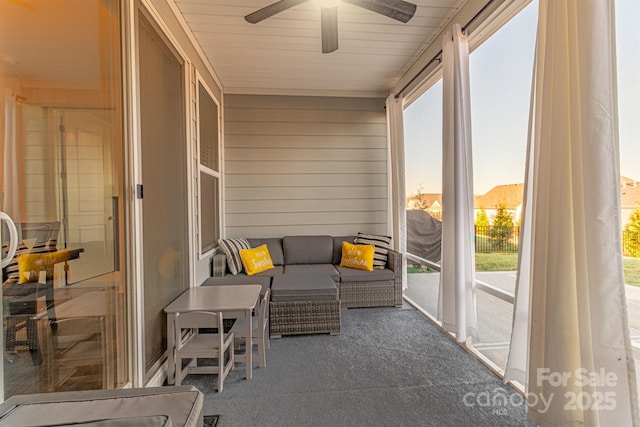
[195,73,221,260]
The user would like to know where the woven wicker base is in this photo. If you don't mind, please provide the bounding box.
[339,280,402,308]
[270,300,341,337]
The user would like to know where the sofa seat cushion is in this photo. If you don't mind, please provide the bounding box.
[247,238,284,265]
[202,268,281,296]
[336,266,395,283]
[284,264,339,282]
[271,274,338,302]
[249,265,283,278]
[283,235,333,265]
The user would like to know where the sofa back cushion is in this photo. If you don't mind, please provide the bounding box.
[247,238,284,265]
[283,235,333,265]
[332,236,356,265]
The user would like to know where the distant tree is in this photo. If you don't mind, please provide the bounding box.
[623,204,640,257]
[490,202,514,251]
[475,208,489,233]
[409,183,428,210]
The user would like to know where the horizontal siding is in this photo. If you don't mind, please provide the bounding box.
[226,174,386,188]
[225,148,385,162]
[225,95,385,111]
[226,186,386,201]
[225,108,386,124]
[225,135,386,149]
[226,199,388,214]
[225,122,386,136]
[224,94,388,238]
[226,224,389,239]
[227,211,387,227]
[226,161,386,174]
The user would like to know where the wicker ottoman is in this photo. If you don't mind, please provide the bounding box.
[270,274,341,338]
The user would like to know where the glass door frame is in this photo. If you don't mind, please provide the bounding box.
[126,0,197,387]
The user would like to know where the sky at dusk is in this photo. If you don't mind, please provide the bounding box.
[404,0,640,196]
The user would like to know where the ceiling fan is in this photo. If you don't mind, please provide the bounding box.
[245,0,417,54]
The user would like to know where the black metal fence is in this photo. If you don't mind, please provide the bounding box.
[474,225,520,253]
[473,225,640,257]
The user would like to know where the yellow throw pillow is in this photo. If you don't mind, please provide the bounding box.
[340,241,375,271]
[17,249,72,284]
[239,244,274,276]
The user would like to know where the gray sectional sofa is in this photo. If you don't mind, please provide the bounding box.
[203,235,402,337]
[204,235,402,308]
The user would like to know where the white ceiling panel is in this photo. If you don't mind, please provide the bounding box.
[173,0,467,96]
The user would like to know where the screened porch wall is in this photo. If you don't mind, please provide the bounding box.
[224,94,389,238]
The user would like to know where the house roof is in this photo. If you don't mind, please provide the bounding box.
[473,178,640,210]
[407,193,443,209]
[475,183,524,210]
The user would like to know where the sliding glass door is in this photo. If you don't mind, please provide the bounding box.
[0,0,128,398]
[138,11,190,377]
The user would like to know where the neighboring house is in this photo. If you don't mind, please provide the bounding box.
[621,176,640,227]
[474,183,524,223]
[406,193,443,220]
[408,178,640,229]
[407,184,524,223]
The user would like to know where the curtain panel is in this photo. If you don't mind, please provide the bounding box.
[505,0,639,425]
[3,91,22,221]
[386,95,407,290]
[437,24,478,343]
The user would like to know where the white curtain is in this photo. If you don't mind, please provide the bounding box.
[504,1,639,425]
[2,90,21,221]
[437,24,477,342]
[386,95,407,290]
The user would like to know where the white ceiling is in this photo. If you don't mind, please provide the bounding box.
[173,0,467,96]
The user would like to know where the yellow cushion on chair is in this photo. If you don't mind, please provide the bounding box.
[17,249,72,284]
[239,244,274,276]
[340,241,375,271]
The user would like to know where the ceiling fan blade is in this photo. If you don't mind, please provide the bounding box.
[343,0,416,23]
[321,6,339,54]
[245,0,311,24]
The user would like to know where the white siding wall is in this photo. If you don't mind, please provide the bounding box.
[224,95,388,238]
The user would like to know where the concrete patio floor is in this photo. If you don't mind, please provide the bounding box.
[404,271,640,384]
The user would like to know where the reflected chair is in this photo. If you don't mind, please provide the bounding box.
[230,288,270,368]
[2,222,60,357]
[39,316,107,392]
[174,311,234,392]
[4,247,83,362]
